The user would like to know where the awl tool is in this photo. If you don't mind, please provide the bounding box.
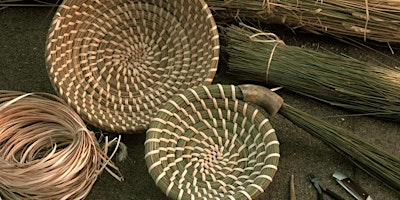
[333,172,373,200]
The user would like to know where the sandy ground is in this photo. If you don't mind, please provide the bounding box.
[0,6,399,200]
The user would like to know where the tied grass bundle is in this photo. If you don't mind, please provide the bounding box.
[207,0,400,43]
[278,103,400,193]
[225,24,400,122]
[0,91,123,200]
[238,84,399,192]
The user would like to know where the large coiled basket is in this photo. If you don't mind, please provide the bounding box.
[145,84,280,200]
[46,0,219,133]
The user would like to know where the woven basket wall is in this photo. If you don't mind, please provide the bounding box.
[46,0,219,133]
[145,84,280,200]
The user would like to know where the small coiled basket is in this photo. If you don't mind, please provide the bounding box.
[145,84,280,200]
[46,0,219,133]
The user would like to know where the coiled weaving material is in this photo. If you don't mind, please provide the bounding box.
[0,91,122,200]
[46,0,220,133]
[145,84,280,200]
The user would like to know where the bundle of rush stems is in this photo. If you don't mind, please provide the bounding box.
[0,91,123,200]
[225,24,400,122]
[238,84,400,193]
[224,25,400,192]
[207,0,400,43]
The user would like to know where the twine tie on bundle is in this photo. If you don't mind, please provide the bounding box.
[243,24,285,85]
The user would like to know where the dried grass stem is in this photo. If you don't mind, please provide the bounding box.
[208,0,400,43]
[225,25,400,121]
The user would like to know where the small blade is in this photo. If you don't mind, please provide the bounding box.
[333,172,373,200]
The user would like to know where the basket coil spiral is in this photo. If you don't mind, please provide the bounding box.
[46,0,220,133]
[145,84,280,200]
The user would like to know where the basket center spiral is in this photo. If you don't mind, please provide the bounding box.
[198,143,226,170]
[121,42,152,76]
[182,131,248,176]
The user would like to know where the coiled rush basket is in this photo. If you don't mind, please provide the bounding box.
[46,0,219,133]
[145,84,281,200]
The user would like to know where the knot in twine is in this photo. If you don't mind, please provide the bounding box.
[249,31,285,85]
[249,32,285,44]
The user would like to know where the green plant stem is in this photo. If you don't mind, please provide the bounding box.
[225,25,400,121]
[279,103,400,193]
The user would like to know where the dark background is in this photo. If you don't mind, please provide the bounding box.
[0,5,399,200]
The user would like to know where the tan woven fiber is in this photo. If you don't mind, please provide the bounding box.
[0,91,122,200]
[207,0,400,43]
[46,0,220,133]
[145,84,280,200]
